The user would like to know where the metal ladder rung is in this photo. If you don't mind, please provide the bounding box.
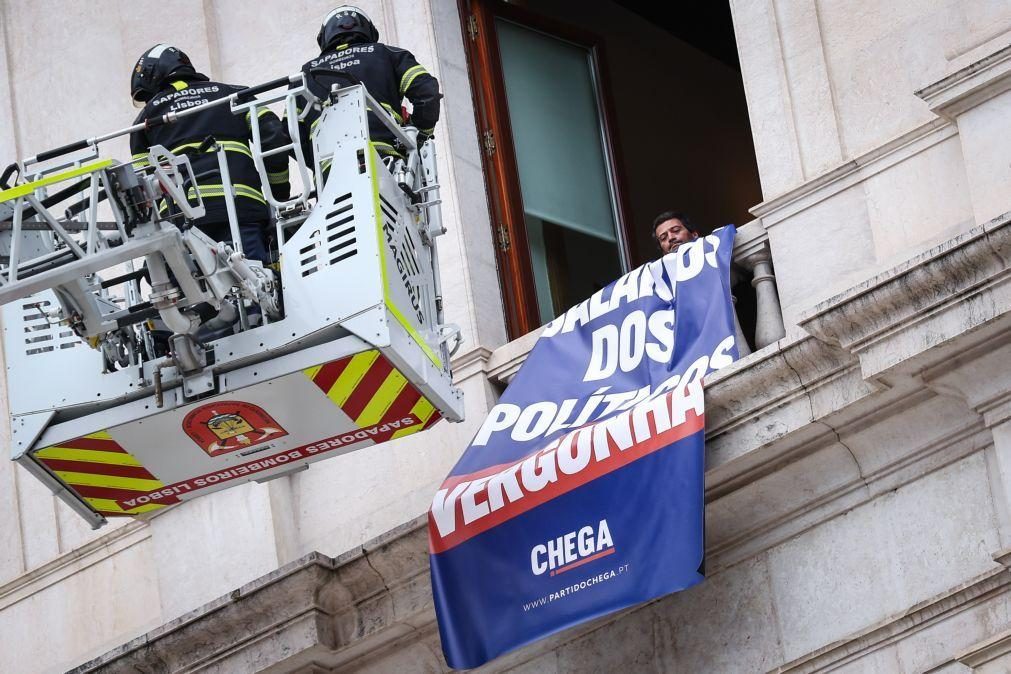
[12,248,79,280]
[261,144,295,158]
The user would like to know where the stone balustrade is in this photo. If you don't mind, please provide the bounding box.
[732,219,787,356]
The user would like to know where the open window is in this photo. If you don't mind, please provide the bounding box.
[460,0,763,339]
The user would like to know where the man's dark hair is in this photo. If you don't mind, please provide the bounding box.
[651,211,698,239]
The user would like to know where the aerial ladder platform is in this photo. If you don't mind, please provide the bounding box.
[0,75,463,528]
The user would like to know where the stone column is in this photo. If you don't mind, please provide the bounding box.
[747,249,786,349]
[733,221,786,352]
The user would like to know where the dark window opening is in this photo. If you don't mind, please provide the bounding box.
[461,0,762,339]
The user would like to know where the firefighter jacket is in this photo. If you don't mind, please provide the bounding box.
[293,40,441,169]
[130,78,290,227]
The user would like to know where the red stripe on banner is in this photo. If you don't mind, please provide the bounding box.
[64,437,127,453]
[551,547,616,576]
[38,458,158,480]
[341,356,394,419]
[70,483,181,505]
[423,412,443,430]
[311,358,350,393]
[428,410,705,554]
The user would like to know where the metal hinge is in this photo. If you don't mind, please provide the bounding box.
[496,223,511,251]
[467,15,479,41]
[482,129,496,157]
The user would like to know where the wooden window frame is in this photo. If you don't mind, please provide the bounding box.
[459,0,634,339]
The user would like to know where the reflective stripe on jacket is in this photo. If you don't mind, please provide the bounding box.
[130,79,290,226]
[291,40,441,167]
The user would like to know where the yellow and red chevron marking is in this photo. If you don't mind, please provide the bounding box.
[304,350,441,438]
[33,430,168,517]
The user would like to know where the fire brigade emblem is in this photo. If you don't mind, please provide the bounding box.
[183,401,288,456]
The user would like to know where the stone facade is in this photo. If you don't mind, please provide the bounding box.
[2,0,1011,672]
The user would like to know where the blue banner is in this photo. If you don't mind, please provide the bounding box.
[429,226,739,668]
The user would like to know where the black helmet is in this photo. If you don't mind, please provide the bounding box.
[130,44,207,105]
[317,6,379,51]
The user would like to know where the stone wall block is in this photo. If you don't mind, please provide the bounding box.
[327,522,435,649]
[814,0,952,158]
[705,331,870,491]
[802,367,882,428]
[707,441,864,554]
[0,457,25,584]
[840,391,980,479]
[706,326,857,432]
[552,606,658,673]
[706,343,803,430]
[706,418,831,493]
[768,451,1001,663]
[496,651,560,674]
[894,587,1004,673]
[333,557,397,643]
[148,484,281,622]
[804,223,1009,349]
[767,497,902,661]
[927,54,1011,225]
[650,554,785,672]
[344,635,448,674]
[863,135,972,262]
[827,646,903,674]
[773,0,845,177]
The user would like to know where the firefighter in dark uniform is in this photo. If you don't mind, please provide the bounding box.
[129,44,290,263]
[293,6,441,175]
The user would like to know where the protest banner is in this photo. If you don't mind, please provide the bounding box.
[430,226,739,668]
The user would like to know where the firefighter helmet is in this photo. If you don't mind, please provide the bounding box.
[317,6,379,51]
[130,44,207,105]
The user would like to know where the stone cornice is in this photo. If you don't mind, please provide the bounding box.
[485,327,541,385]
[800,210,1011,379]
[702,328,876,502]
[750,119,955,226]
[956,627,1011,669]
[705,328,855,440]
[0,520,150,612]
[774,567,1011,673]
[450,345,494,384]
[921,328,1011,427]
[70,515,435,673]
[71,551,338,673]
[917,43,1011,119]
